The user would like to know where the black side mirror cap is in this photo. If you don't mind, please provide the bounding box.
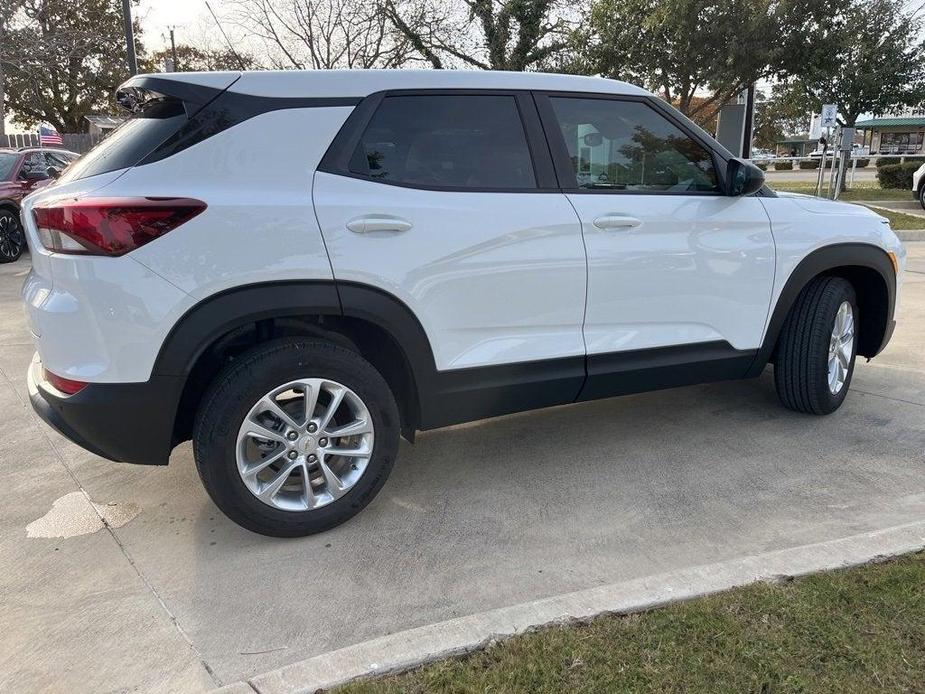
[726,158,765,196]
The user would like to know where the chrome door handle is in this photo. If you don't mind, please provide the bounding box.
[592,214,642,230]
[346,216,413,233]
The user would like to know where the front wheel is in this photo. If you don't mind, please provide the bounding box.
[0,210,25,263]
[774,276,858,415]
[193,339,400,537]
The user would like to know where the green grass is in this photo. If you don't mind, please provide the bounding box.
[769,182,914,202]
[341,553,925,693]
[858,206,925,230]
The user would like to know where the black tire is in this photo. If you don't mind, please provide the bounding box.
[0,209,25,264]
[192,338,400,537]
[919,183,924,211]
[774,276,858,415]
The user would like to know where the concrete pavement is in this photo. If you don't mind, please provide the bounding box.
[2,245,924,692]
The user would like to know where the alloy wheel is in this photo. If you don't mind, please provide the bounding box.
[236,378,375,512]
[0,213,24,261]
[827,301,855,395]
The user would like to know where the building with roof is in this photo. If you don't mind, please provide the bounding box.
[855,107,925,155]
[84,114,127,138]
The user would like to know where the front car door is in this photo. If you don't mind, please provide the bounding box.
[313,91,589,423]
[536,93,775,398]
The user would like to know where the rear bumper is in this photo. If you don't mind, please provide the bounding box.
[28,353,181,465]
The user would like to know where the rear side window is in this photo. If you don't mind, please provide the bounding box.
[59,99,186,182]
[349,95,536,190]
[549,97,720,193]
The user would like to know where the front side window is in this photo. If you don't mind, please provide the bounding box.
[19,153,49,180]
[549,97,720,193]
[349,95,536,190]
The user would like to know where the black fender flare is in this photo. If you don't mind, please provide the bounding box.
[746,242,896,376]
[155,279,437,378]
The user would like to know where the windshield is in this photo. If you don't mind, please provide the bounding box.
[0,153,18,181]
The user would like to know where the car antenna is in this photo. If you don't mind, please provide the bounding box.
[205,1,248,71]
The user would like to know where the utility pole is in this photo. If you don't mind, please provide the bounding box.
[121,0,138,75]
[169,27,179,72]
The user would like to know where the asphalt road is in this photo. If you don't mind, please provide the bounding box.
[2,244,924,692]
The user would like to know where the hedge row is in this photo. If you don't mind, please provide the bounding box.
[876,161,920,189]
[875,156,925,168]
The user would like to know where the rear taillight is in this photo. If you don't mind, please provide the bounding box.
[43,368,88,395]
[33,197,206,256]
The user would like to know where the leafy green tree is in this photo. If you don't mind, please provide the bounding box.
[2,0,142,132]
[753,88,810,150]
[773,0,925,126]
[580,0,839,125]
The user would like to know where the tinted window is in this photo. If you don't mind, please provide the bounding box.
[350,95,536,189]
[549,98,719,193]
[59,99,186,183]
[20,153,49,180]
[0,153,17,180]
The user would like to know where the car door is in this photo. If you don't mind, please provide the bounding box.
[312,91,588,377]
[536,93,775,396]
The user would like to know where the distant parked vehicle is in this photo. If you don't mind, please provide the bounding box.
[0,147,79,262]
[913,162,925,209]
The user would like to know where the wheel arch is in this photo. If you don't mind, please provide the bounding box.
[156,281,436,450]
[748,242,896,376]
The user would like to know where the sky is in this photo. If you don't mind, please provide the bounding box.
[137,0,232,51]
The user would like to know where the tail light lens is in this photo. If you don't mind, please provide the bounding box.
[33,197,206,256]
[43,368,88,395]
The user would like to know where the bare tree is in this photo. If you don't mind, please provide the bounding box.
[228,0,419,69]
[382,0,573,71]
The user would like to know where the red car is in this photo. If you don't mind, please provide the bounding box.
[0,147,80,262]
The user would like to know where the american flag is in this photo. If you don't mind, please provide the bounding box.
[38,125,62,146]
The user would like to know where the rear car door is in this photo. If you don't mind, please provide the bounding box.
[313,91,588,374]
[536,93,774,393]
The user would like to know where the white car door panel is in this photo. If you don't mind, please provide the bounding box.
[568,194,775,353]
[314,173,586,370]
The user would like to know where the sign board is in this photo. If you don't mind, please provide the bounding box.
[821,104,838,128]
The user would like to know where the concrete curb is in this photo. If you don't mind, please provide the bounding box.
[220,521,925,693]
[895,229,925,241]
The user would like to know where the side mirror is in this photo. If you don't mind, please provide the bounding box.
[726,158,765,196]
[47,167,61,179]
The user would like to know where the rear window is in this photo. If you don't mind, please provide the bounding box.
[60,99,187,182]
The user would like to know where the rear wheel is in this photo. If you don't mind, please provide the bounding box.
[774,276,858,415]
[919,183,924,210]
[193,338,400,537]
[0,210,25,263]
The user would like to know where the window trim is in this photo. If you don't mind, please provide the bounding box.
[317,89,559,193]
[533,91,730,197]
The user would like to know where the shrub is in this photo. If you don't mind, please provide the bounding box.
[774,160,793,171]
[756,162,767,171]
[799,159,819,169]
[853,158,870,168]
[877,155,925,168]
[876,161,920,189]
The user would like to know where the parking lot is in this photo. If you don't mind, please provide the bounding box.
[2,244,924,693]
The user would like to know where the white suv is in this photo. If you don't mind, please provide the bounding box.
[22,70,904,536]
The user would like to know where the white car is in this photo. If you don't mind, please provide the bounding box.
[914,161,925,209]
[21,70,905,536]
